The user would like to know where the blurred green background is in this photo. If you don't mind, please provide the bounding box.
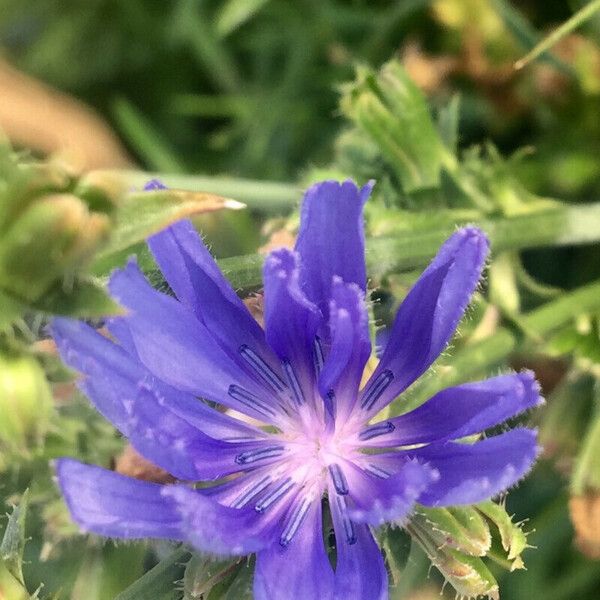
[2,1,600,599]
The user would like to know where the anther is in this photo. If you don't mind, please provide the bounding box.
[235,445,285,465]
[279,498,312,547]
[313,336,325,374]
[282,360,305,406]
[359,421,395,441]
[228,384,276,417]
[230,476,272,509]
[335,496,357,545]
[239,345,287,392]
[255,478,294,513]
[328,463,349,495]
[360,369,394,410]
[364,464,391,479]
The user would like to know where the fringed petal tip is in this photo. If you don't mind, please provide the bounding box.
[517,369,546,408]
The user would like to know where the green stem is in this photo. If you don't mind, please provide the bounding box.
[216,202,600,288]
[522,280,600,336]
[367,202,600,278]
[96,169,300,214]
[515,0,600,70]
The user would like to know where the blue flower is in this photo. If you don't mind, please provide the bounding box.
[53,180,542,600]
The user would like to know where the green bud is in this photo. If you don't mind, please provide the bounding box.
[413,506,491,557]
[408,520,499,600]
[476,501,528,570]
[0,352,53,463]
[0,194,110,302]
[340,60,447,194]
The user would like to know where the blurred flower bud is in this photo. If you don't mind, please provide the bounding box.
[0,194,110,303]
[0,351,53,464]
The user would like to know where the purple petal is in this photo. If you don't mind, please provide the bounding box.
[52,319,267,480]
[319,278,371,422]
[263,249,322,409]
[361,371,543,447]
[148,220,284,388]
[162,484,288,555]
[381,428,540,507]
[328,483,388,600]
[295,180,373,320]
[254,500,334,600]
[360,227,489,416]
[55,459,181,539]
[108,260,284,423]
[343,460,436,526]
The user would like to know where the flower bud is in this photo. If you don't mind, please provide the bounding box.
[0,194,110,302]
[0,352,53,463]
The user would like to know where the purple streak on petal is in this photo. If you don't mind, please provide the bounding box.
[361,227,489,415]
[295,179,373,322]
[362,371,543,448]
[148,220,284,391]
[162,484,286,555]
[108,260,283,423]
[55,459,181,539]
[328,481,388,600]
[263,249,322,408]
[378,428,540,507]
[254,500,334,600]
[319,278,371,422]
[343,460,435,526]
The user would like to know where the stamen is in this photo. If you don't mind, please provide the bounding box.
[279,498,312,547]
[235,445,285,465]
[230,476,272,508]
[360,369,394,410]
[255,478,294,513]
[313,336,325,374]
[239,345,287,392]
[359,421,396,441]
[328,463,349,495]
[364,464,391,479]
[335,496,357,545]
[228,384,276,417]
[282,360,305,406]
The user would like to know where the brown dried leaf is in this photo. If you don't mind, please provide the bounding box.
[115,444,175,484]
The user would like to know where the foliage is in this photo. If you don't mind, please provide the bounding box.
[3,0,600,599]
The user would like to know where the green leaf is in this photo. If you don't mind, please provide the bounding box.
[183,555,245,599]
[436,94,461,154]
[95,189,245,262]
[384,526,412,586]
[114,546,191,600]
[0,490,29,580]
[489,251,520,315]
[29,277,122,318]
[71,544,147,600]
[216,0,271,37]
[112,97,185,173]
